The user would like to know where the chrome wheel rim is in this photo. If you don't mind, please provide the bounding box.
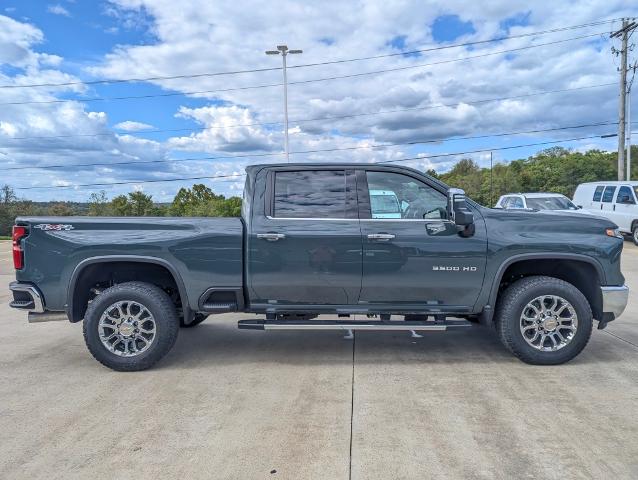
[520,295,578,352]
[98,301,156,357]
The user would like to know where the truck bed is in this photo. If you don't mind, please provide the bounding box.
[15,216,244,312]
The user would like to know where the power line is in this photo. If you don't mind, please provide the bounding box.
[2,82,616,141]
[1,121,619,172]
[0,32,609,107]
[13,133,617,190]
[290,20,616,67]
[0,19,617,90]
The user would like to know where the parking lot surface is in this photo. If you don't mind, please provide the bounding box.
[1,240,637,479]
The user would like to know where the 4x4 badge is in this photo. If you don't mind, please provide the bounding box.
[33,224,75,231]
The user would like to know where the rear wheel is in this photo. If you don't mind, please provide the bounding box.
[495,276,592,365]
[83,281,179,371]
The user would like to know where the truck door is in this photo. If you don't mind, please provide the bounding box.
[248,168,362,305]
[357,169,487,310]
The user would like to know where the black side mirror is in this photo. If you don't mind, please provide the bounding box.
[447,188,475,237]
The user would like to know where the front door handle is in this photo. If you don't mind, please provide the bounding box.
[367,233,395,241]
[257,233,286,241]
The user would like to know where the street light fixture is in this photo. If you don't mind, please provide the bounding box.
[266,45,302,162]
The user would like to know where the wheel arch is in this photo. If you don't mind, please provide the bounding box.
[485,253,605,323]
[67,255,190,323]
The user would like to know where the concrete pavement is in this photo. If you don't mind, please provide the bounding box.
[1,240,637,479]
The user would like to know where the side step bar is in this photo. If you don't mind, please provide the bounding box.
[238,319,472,331]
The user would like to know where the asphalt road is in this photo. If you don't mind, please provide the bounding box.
[1,240,637,479]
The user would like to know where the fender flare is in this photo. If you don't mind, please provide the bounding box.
[66,255,190,322]
[484,252,605,319]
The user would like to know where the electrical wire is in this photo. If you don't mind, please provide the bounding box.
[0,32,609,106]
[2,82,616,141]
[13,133,619,190]
[1,121,618,172]
[0,19,617,90]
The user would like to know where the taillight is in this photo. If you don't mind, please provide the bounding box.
[12,225,27,270]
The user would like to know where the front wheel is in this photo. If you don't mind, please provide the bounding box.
[83,281,179,371]
[495,276,592,365]
[632,224,638,246]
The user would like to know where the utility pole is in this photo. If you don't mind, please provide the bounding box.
[266,45,302,163]
[611,19,637,180]
[489,151,493,207]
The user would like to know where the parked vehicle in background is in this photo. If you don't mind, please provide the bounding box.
[573,182,638,245]
[9,163,629,371]
[495,193,582,212]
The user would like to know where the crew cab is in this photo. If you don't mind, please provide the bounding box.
[9,163,629,371]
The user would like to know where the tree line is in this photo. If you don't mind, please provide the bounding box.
[0,184,242,236]
[1,145,636,237]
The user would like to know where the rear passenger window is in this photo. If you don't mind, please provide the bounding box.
[592,185,604,201]
[617,186,635,204]
[273,170,346,218]
[602,186,616,203]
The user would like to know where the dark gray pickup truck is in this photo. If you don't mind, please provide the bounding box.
[9,163,629,370]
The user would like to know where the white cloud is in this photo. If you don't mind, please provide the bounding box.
[114,120,154,131]
[168,105,275,152]
[47,4,71,17]
[1,1,635,200]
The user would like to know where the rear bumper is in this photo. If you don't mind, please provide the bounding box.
[601,285,629,319]
[9,281,44,313]
[10,282,68,322]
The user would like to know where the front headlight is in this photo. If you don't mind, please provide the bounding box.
[605,228,623,239]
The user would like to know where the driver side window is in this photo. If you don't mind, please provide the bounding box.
[366,171,448,220]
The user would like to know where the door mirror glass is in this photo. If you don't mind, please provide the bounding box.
[447,188,474,229]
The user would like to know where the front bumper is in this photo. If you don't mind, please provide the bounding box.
[601,285,629,319]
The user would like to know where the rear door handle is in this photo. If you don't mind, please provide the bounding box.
[367,233,395,241]
[257,233,286,241]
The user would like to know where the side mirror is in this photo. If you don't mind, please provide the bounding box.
[447,188,475,237]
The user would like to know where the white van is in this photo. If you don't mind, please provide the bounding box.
[573,181,638,244]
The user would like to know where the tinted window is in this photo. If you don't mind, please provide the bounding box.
[526,196,577,210]
[602,186,616,203]
[616,186,635,204]
[511,197,525,209]
[500,197,513,208]
[592,185,604,201]
[274,170,346,218]
[366,171,447,219]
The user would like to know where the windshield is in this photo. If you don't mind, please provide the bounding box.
[526,196,577,210]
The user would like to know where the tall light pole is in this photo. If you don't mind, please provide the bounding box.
[266,45,302,163]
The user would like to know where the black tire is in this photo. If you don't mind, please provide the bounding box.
[180,313,208,328]
[83,281,179,371]
[632,223,638,246]
[495,276,592,365]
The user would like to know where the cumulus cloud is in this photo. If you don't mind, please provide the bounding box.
[1,1,634,200]
[114,120,154,131]
[47,4,71,17]
[168,105,276,152]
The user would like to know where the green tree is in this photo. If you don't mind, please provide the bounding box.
[111,195,131,216]
[48,203,73,216]
[128,191,154,216]
[88,191,112,216]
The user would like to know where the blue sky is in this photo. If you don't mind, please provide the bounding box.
[0,1,635,201]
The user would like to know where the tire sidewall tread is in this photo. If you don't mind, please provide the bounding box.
[83,281,179,371]
[495,275,593,365]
